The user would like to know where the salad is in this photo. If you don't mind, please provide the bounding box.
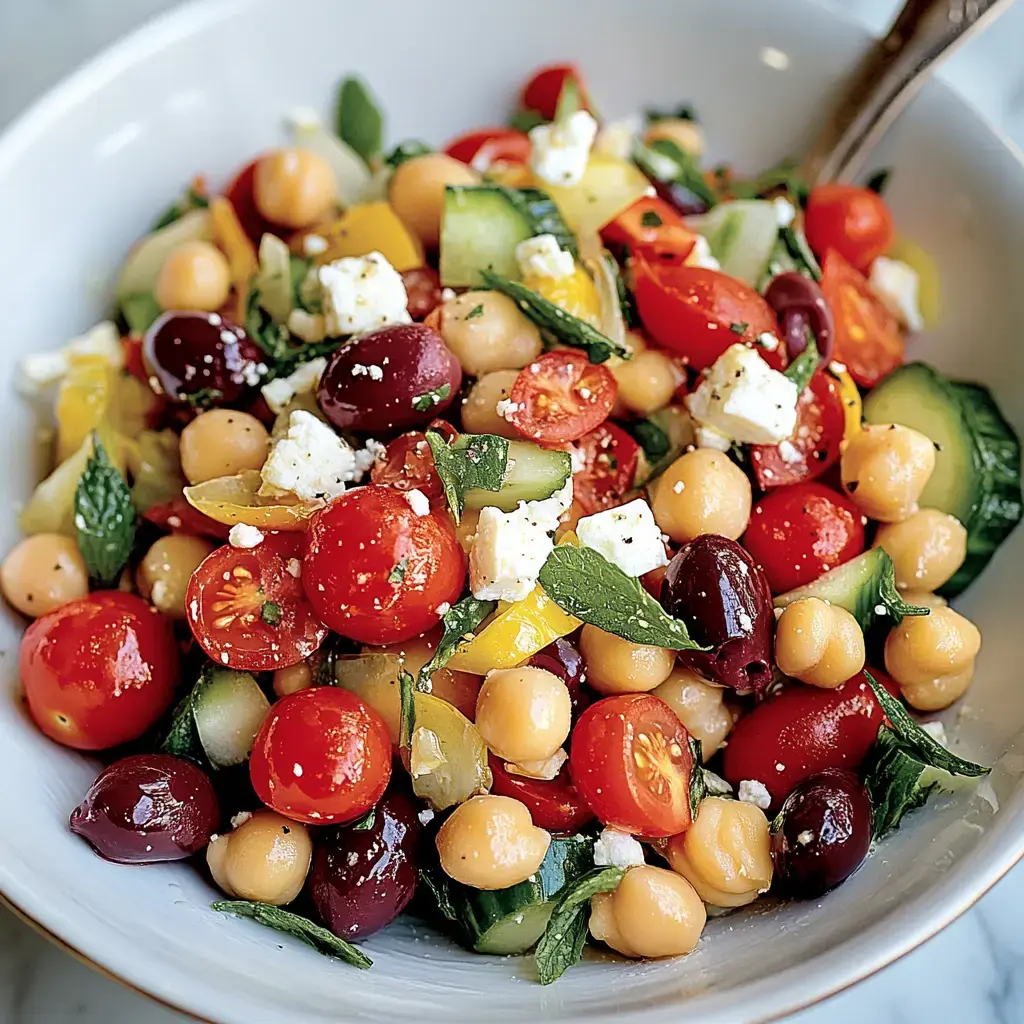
[7,62,1021,983]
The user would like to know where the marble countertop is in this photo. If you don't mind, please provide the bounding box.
[1,1,1023,1021]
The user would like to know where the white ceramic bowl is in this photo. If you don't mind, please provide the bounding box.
[1,0,1023,1021]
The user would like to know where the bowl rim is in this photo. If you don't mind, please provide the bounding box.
[2,0,1023,1021]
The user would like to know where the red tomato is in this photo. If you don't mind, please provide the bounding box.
[508,351,617,444]
[371,430,444,497]
[573,422,640,514]
[821,250,905,387]
[750,369,846,490]
[805,184,894,274]
[722,670,898,810]
[143,496,231,541]
[601,197,697,261]
[569,693,695,837]
[20,592,178,751]
[488,755,595,833]
[303,485,466,645]
[186,532,327,671]
[520,64,589,121]
[445,129,532,168]
[743,483,865,594]
[250,687,392,825]
[401,267,443,321]
[223,157,279,244]
[121,337,148,383]
[632,255,784,371]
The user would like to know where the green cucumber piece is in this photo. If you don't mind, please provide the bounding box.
[633,406,695,487]
[192,667,270,768]
[689,200,779,287]
[464,441,571,512]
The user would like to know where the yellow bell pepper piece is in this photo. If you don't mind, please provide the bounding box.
[55,356,115,464]
[886,234,940,327]
[523,264,602,327]
[541,155,652,237]
[210,196,258,322]
[308,202,424,272]
[832,367,862,440]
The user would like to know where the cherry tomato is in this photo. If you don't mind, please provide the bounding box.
[445,129,532,168]
[250,687,392,825]
[805,184,894,274]
[401,267,443,321]
[821,249,905,387]
[303,485,466,645]
[520,64,589,122]
[143,495,231,541]
[20,593,179,751]
[750,369,846,490]
[569,693,695,837]
[488,755,594,833]
[743,483,865,594]
[186,532,327,671]
[370,430,444,497]
[572,422,640,514]
[121,336,149,383]
[508,351,617,444]
[632,255,784,371]
[601,197,697,261]
[223,157,279,244]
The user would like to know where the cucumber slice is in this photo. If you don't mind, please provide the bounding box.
[689,200,779,287]
[192,667,270,768]
[464,441,571,512]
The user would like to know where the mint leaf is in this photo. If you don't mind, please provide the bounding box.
[862,726,938,838]
[416,596,496,689]
[120,291,162,335]
[784,335,820,395]
[261,601,283,626]
[74,435,137,587]
[876,555,931,624]
[465,304,485,320]
[634,138,717,209]
[623,418,670,464]
[385,139,432,169]
[336,77,383,167]
[211,901,372,969]
[425,430,510,522]
[159,691,204,763]
[411,383,451,412]
[688,736,706,820]
[152,184,209,231]
[538,546,705,650]
[351,809,376,831]
[779,225,821,281]
[398,669,416,750]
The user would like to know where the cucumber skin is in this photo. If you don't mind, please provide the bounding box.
[774,549,886,629]
[464,442,571,512]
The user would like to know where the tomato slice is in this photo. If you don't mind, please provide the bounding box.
[444,129,532,169]
[573,422,640,515]
[488,755,595,833]
[508,351,617,444]
[750,369,846,489]
[569,693,695,837]
[143,495,231,540]
[186,531,327,671]
[371,430,444,497]
[520,64,589,122]
[821,249,905,387]
[600,197,697,261]
[805,184,894,274]
[223,157,279,245]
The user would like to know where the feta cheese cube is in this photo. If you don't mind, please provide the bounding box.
[869,256,924,332]
[695,423,732,452]
[228,523,265,549]
[529,110,598,187]
[18,320,124,393]
[260,357,327,414]
[576,498,668,577]
[686,343,799,445]
[773,196,796,227]
[686,234,721,271]
[318,251,411,336]
[593,117,641,161]
[405,488,431,516]
[592,828,646,869]
[738,779,772,810]
[515,234,575,280]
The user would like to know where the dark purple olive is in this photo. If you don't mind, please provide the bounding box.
[308,784,422,939]
[661,534,774,694]
[69,753,220,864]
[770,768,872,899]
[318,323,461,435]
[763,272,834,364]
[650,179,710,217]
[529,637,590,718]
[143,311,265,405]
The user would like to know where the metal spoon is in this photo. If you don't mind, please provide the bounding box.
[802,0,1017,186]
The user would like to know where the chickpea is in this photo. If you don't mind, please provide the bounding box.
[453,507,480,555]
[884,604,981,711]
[612,344,679,416]
[253,147,336,229]
[136,534,216,618]
[589,865,706,959]
[206,810,312,906]
[475,667,571,763]
[1,533,88,617]
[273,662,313,698]
[664,796,772,908]
[774,598,866,689]
[154,240,231,312]
[874,509,967,591]
[644,117,706,158]
[579,624,676,696]
[461,370,521,439]
[389,153,480,247]
[179,409,270,484]
[436,795,551,889]
[653,666,733,758]
[840,423,936,523]
[651,448,751,543]
[440,291,542,376]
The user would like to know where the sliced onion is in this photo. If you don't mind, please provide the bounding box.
[255,233,294,323]
[183,470,322,530]
[580,232,627,350]
[292,124,373,208]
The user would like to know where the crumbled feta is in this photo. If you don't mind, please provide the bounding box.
[515,233,575,280]
[228,523,265,549]
[869,256,924,332]
[18,320,124,393]
[440,287,457,302]
[921,720,948,747]
[302,233,329,256]
[593,117,641,161]
[773,196,796,227]
[738,779,772,810]
[405,488,431,516]
[592,828,646,870]
[686,343,799,445]
[695,423,732,452]
[495,398,520,421]
[230,811,253,829]
[318,251,411,336]
[260,357,327,414]
[686,234,721,271]
[703,770,734,796]
[504,749,568,781]
[529,110,598,187]
[778,439,802,464]
[576,498,668,578]
[286,310,327,343]
[417,808,435,825]
[756,332,780,352]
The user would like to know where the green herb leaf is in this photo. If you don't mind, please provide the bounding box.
[465,304,485,320]
[152,184,209,231]
[416,596,497,689]
[398,669,416,749]
[623,418,670,465]
[74,435,137,587]
[336,77,384,168]
[634,139,717,209]
[554,75,581,123]
[120,292,162,335]
[425,430,510,522]
[385,139,432,169]
[159,691,204,762]
[688,736,707,820]
[351,809,376,831]
[261,601,283,626]
[603,253,637,327]
[864,168,892,195]
[211,901,372,970]
[314,633,347,688]
[862,726,938,838]
[779,225,822,281]
[640,209,663,228]
[644,104,699,124]
[245,286,341,380]
[479,270,630,364]
[388,557,409,585]
[411,382,452,412]
[184,387,225,410]
[538,546,705,650]
[729,158,808,206]
[876,556,931,624]
[784,334,820,395]
[729,321,749,336]
[508,108,548,133]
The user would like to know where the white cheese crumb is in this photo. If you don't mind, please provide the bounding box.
[738,779,772,810]
[869,256,924,332]
[230,811,253,829]
[260,357,327,414]
[417,808,435,825]
[440,287,457,302]
[286,310,327,343]
[576,498,668,578]
[529,110,598,187]
[286,558,302,578]
[796,829,815,846]
[686,234,721,271]
[318,251,411,335]
[777,439,802,465]
[756,332,780,351]
[495,398,521,421]
[302,233,329,256]
[228,523,265,549]
[773,196,796,227]
[695,423,732,452]
[829,360,847,374]
[434,602,451,617]
[515,234,575,280]
[18,320,124,393]
[592,827,646,869]
[405,488,431,517]
[702,770,734,795]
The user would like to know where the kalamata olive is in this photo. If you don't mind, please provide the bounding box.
[763,272,834,364]
[770,768,872,898]
[143,311,265,406]
[307,784,422,939]
[650,179,709,217]
[661,535,774,694]
[69,754,220,863]
[722,669,899,810]
[529,637,590,718]
[402,267,443,321]
[318,323,461,434]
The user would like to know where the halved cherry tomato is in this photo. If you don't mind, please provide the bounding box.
[303,485,466,645]
[569,693,695,837]
[805,184,894,274]
[750,369,846,489]
[489,755,595,833]
[121,336,149,383]
[143,495,231,540]
[520,64,589,122]
[401,267,443,321]
[508,351,617,444]
[186,531,327,671]
[632,255,784,371]
[572,422,640,514]
[820,249,904,387]
[742,482,865,594]
[445,129,532,169]
[20,592,179,751]
[601,196,696,261]
[250,687,392,825]
[371,430,444,497]
[223,157,278,244]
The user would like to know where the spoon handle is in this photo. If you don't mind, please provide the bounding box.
[802,0,1016,186]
